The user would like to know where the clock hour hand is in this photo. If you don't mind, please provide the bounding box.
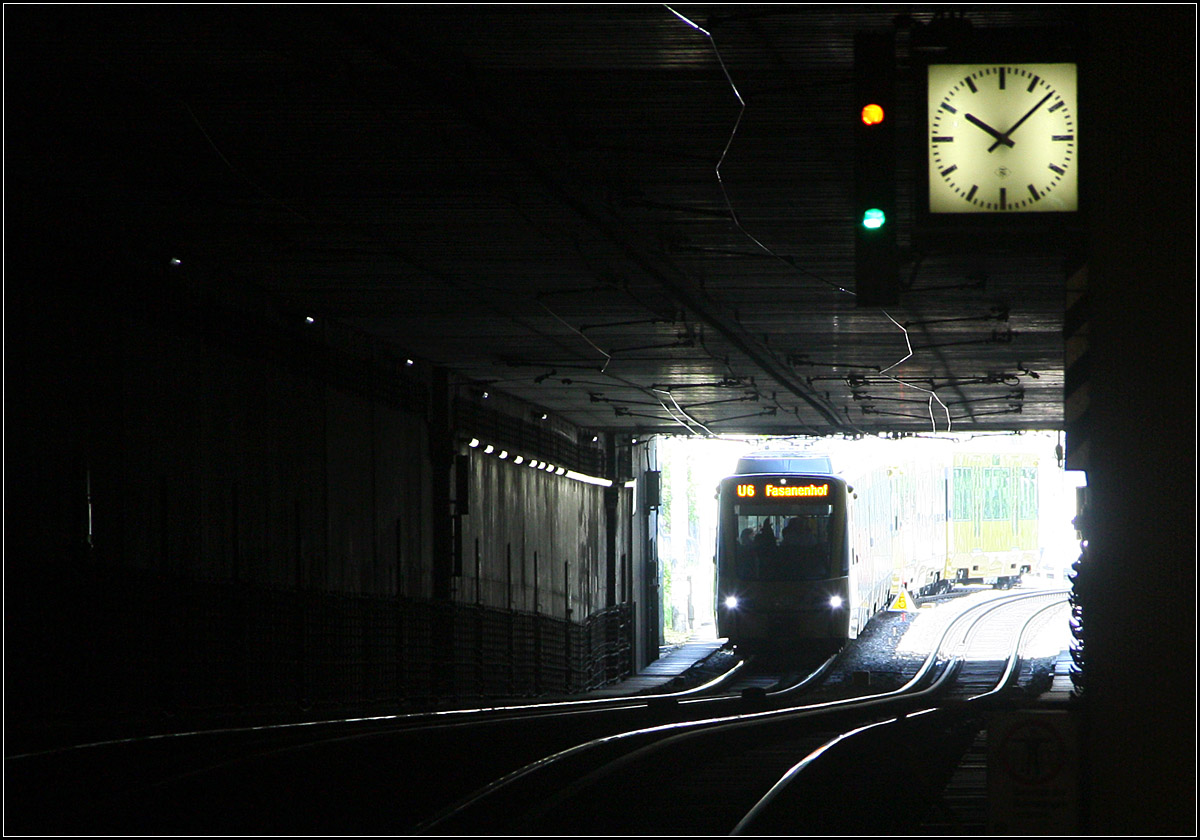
[988,90,1055,152]
[964,113,1015,149]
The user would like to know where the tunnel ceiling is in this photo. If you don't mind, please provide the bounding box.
[8,5,1088,438]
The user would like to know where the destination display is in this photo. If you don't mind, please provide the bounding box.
[734,481,830,499]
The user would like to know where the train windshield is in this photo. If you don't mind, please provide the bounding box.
[732,502,835,581]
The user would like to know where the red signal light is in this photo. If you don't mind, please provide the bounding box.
[861,103,885,126]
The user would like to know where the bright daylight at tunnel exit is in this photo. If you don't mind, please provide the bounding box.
[653,430,1085,650]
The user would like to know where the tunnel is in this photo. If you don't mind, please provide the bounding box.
[4,5,1194,834]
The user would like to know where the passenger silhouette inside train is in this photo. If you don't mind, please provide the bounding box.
[753,519,776,549]
[737,517,831,581]
[779,517,826,580]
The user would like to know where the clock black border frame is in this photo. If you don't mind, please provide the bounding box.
[910,25,1086,252]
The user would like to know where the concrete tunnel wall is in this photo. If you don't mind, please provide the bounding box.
[9,269,436,597]
[110,316,435,597]
[458,451,631,621]
[6,259,642,736]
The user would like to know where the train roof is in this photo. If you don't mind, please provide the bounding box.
[733,451,833,475]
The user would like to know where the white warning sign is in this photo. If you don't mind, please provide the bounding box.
[987,710,1080,834]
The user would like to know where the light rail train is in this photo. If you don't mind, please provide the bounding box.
[714,445,1040,653]
[714,451,892,654]
[943,451,1039,591]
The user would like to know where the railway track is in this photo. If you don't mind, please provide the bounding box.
[419,589,1069,835]
[6,591,1066,834]
[2,642,810,834]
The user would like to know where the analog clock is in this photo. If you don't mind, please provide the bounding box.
[927,62,1078,214]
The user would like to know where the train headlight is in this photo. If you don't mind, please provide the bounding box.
[724,595,739,610]
[829,595,843,609]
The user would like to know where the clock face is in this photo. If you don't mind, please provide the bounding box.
[927,63,1078,214]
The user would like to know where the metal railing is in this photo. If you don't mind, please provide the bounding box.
[8,565,634,742]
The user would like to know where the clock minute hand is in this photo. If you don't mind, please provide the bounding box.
[964,113,1015,149]
[988,90,1055,152]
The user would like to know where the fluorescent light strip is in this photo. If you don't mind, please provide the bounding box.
[566,470,612,487]
[467,438,613,487]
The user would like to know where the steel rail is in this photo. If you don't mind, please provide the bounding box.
[731,590,1069,834]
[416,590,1065,834]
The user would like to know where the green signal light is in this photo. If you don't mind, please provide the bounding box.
[862,208,887,229]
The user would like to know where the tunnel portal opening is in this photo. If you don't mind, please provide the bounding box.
[652,430,1085,651]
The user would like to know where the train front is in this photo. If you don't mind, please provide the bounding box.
[715,473,851,654]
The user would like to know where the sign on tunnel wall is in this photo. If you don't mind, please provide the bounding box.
[987,710,1080,833]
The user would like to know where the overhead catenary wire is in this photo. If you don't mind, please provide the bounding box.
[663,5,953,434]
[665,6,853,297]
[878,310,953,433]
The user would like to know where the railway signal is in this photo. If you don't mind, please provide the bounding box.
[854,31,899,307]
